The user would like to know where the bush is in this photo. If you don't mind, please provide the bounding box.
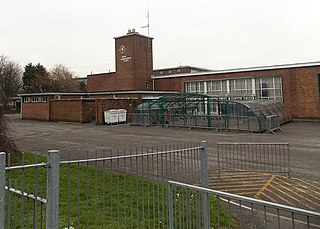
[0,106,21,162]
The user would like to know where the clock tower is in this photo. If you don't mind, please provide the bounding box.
[114,29,153,90]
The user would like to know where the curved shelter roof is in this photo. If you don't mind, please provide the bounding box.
[133,93,292,132]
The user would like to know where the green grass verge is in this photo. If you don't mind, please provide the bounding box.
[6,152,236,228]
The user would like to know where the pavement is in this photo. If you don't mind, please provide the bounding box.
[5,115,320,213]
[7,115,320,179]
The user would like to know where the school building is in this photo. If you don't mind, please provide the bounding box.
[19,30,320,123]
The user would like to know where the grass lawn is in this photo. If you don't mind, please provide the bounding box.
[5,152,236,228]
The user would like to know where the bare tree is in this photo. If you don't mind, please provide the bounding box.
[50,64,80,92]
[0,106,21,162]
[0,55,23,107]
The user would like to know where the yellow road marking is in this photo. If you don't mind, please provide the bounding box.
[211,177,269,182]
[220,188,261,192]
[291,177,320,192]
[264,188,295,206]
[209,181,264,188]
[236,192,258,196]
[255,175,276,198]
[259,192,278,203]
[211,172,267,176]
[276,177,320,202]
[269,183,301,202]
[272,181,317,211]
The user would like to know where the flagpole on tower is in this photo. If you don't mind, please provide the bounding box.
[141,11,150,38]
[141,11,152,89]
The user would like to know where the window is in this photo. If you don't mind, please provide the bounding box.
[185,76,283,101]
[42,96,48,102]
[206,80,227,95]
[23,97,29,103]
[229,78,252,96]
[31,97,39,102]
[255,77,283,101]
[185,82,205,94]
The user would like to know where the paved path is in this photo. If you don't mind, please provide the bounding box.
[7,115,320,181]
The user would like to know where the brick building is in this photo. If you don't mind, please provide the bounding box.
[20,30,320,122]
[152,62,320,119]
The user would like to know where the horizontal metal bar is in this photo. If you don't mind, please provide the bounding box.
[219,170,288,173]
[168,180,320,219]
[60,147,202,165]
[5,162,49,171]
[219,197,320,229]
[5,186,47,204]
[217,143,289,145]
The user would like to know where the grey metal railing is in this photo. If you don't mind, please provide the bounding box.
[58,142,206,228]
[266,115,282,134]
[1,151,59,229]
[217,143,291,178]
[129,113,265,132]
[0,142,207,228]
[168,180,320,229]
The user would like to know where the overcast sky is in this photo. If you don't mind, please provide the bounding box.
[1,0,320,77]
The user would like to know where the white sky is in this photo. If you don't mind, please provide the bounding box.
[1,0,320,77]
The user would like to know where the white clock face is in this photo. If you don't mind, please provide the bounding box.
[119,45,126,54]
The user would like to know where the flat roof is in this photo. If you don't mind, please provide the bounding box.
[153,66,211,72]
[114,32,153,40]
[18,90,178,97]
[151,61,320,79]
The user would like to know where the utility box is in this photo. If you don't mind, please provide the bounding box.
[117,109,127,123]
[104,110,118,124]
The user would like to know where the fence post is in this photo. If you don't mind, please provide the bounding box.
[0,152,6,229]
[200,141,210,229]
[217,144,221,180]
[287,144,291,178]
[46,150,60,229]
[168,182,174,229]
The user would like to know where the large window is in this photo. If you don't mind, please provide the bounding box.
[185,81,205,94]
[229,78,252,96]
[207,80,227,95]
[185,76,283,101]
[255,77,283,101]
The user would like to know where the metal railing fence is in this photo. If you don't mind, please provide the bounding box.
[0,151,59,229]
[0,141,207,229]
[266,114,282,134]
[168,180,320,229]
[58,142,205,229]
[129,113,265,132]
[217,143,291,178]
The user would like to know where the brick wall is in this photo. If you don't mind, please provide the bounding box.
[153,66,320,119]
[21,101,50,121]
[95,98,138,124]
[87,32,153,92]
[51,100,83,122]
[50,99,95,123]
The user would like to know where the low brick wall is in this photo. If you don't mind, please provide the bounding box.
[51,99,95,123]
[95,98,138,124]
[21,102,50,121]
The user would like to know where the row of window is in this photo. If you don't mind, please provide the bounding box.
[23,96,48,103]
[185,77,283,101]
[157,69,182,75]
